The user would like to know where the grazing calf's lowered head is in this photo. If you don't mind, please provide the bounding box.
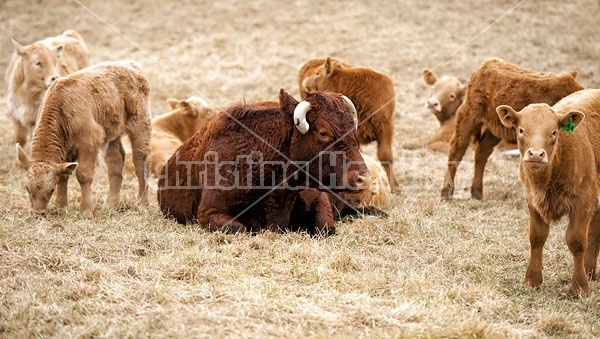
[496,89,600,296]
[158,89,370,235]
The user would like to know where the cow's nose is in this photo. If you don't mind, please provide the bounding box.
[425,98,441,112]
[348,170,371,190]
[32,209,47,217]
[525,149,547,163]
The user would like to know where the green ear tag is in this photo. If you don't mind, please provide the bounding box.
[57,52,61,60]
[562,116,575,133]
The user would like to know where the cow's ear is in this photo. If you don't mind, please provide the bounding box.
[325,57,332,75]
[16,143,31,170]
[166,98,179,109]
[496,105,519,128]
[12,38,26,56]
[55,45,64,59]
[559,110,585,131]
[279,88,299,115]
[180,100,198,117]
[55,162,78,176]
[570,71,578,79]
[422,68,437,85]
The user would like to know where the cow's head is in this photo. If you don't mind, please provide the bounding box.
[16,144,78,216]
[279,89,370,192]
[12,38,62,90]
[422,68,465,122]
[301,57,343,93]
[496,104,585,168]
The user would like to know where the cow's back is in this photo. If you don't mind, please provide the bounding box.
[40,61,150,145]
[466,59,583,142]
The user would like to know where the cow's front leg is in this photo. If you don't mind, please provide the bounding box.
[524,204,549,289]
[566,206,593,297]
[75,151,98,217]
[197,205,247,234]
[55,174,69,208]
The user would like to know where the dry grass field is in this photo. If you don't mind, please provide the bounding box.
[1,0,600,337]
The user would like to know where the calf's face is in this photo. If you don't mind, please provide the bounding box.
[280,89,370,192]
[13,39,62,89]
[496,104,585,168]
[16,144,77,215]
[422,68,464,120]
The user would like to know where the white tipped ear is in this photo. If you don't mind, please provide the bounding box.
[55,162,78,176]
[167,98,179,109]
[496,105,519,128]
[16,143,31,170]
[180,100,198,117]
[12,38,26,56]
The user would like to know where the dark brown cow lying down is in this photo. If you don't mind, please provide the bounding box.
[157,89,370,236]
[497,89,600,297]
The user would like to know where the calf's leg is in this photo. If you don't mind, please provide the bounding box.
[566,208,592,296]
[585,209,600,280]
[104,139,125,207]
[13,119,29,146]
[471,130,501,200]
[128,132,150,205]
[55,174,69,207]
[442,105,481,199]
[75,151,98,217]
[524,205,549,289]
[376,127,398,192]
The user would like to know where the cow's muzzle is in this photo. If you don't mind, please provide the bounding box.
[346,169,370,191]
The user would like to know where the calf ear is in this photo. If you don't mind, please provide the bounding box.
[55,45,64,59]
[166,98,179,109]
[559,110,585,131]
[11,38,26,56]
[279,88,299,115]
[16,143,31,170]
[422,68,437,85]
[496,105,519,128]
[180,101,198,117]
[325,57,333,75]
[55,162,78,176]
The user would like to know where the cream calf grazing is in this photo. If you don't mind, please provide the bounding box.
[16,61,151,217]
[5,30,90,146]
[497,89,600,296]
[123,96,216,176]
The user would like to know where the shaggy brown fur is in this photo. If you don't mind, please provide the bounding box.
[16,61,151,217]
[123,96,216,176]
[299,57,398,189]
[442,58,584,199]
[496,89,600,296]
[5,30,90,146]
[157,89,369,235]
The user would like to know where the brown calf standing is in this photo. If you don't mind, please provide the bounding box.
[299,57,398,189]
[16,61,151,217]
[497,89,600,296]
[442,58,583,199]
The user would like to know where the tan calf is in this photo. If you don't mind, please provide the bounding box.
[5,30,90,145]
[497,89,600,296]
[123,96,216,176]
[16,61,151,217]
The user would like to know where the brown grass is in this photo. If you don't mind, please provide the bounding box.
[1,0,600,337]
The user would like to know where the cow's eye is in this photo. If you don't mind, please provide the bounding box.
[518,127,524,135]
[319,130,328,138]
[551,130,557,137]
[450,93,456,100]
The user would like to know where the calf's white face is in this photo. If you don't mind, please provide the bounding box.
[13,39,62,89]
[16,144,77,215]
[422,68,463,115]
[496,104,585,168]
